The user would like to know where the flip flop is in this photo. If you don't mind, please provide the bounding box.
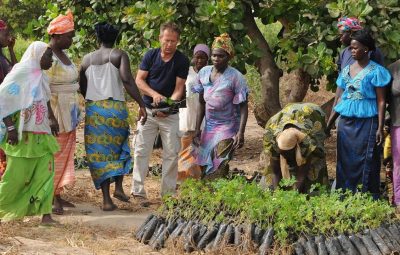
[52,207,64,215]
[113,193,130,203]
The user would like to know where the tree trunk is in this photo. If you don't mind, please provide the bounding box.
[243,3,282,128]
[286,68,311,103]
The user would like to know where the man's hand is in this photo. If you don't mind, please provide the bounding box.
[138,107,147,125]
[233,132,244,149]
[152,93,166,107]
[155,111,168,118]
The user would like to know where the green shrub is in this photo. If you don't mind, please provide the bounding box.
[161,178,395,246]
[2,36,33,61]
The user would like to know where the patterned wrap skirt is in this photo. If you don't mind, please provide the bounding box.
[84,99,131,189]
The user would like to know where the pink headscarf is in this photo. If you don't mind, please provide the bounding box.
[337,17,363,32]
[193,44,210,59]
[47,10,74,35]
[0,20,7,31]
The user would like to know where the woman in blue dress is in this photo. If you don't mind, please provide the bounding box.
[326,29,391,199]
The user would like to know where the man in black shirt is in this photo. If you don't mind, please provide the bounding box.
[131,22,190,201]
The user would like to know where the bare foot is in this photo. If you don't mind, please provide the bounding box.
[113,190,130,203]
[52,196,64,215]
[59,197,75,208]
[132,195,150,207]
[102,202,118,211]
[41,214,61,226]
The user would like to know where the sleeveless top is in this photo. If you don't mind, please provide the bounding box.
[85,49,125,102]
[47,53,80,133]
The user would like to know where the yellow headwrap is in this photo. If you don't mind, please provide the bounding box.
[47,10,74,35]
[212,33,234,57]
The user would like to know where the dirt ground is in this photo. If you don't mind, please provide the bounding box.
[0,87,339,254]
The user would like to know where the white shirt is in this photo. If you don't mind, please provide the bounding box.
[85,51,125,102]
[179,66,200,132]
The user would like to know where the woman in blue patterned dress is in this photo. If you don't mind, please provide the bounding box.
[326,30,391,199]
[79,23,146,211]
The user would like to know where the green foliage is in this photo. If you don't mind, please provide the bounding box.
[162,178,395,245]
[257,20,282,51]
[245,64,262,103]
[9,0,400,96]
[0,0,46,37]
[2,36,32,60]
[34,0,257,73]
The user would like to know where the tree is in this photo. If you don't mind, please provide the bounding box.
[0,0,46,37]
[34,0,400,126]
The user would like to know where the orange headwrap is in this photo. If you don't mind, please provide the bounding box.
[47,10,74,35]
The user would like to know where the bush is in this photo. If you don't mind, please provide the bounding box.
[161,178,395,246]
[2,36,33,61]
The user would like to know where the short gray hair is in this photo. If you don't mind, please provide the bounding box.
[160,22,181,36]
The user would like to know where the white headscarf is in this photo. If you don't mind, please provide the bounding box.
[276,127,307,179]
[0,41,51,141]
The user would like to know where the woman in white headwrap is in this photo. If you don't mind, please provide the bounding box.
[263,103,328,192]
[0,41,60,224]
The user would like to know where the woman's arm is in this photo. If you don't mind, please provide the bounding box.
[8,37,17,66]
[2,116,17,145]
[47,101,59,136]
[119,51,147,124]
[193,92,205,146]
[376,86,387,145]
[233,101,248,149]
[325,87,342,135]
[79,55,88,98]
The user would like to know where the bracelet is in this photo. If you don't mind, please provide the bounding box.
[7,125,15,131]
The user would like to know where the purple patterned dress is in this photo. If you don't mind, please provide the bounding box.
[192,65,248,175]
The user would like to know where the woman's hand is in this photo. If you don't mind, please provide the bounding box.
[376,128,384,146]
[8,36,15,50]
[49,116,59,136]
[7,129,18,145]
[324,126,332,137]
[192,129,202,147]
[138,107,147,125]
[233,132,245,149]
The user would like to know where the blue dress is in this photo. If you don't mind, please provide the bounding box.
[334,61,391,198]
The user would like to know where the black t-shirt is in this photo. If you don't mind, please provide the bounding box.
[139,48,190,108]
